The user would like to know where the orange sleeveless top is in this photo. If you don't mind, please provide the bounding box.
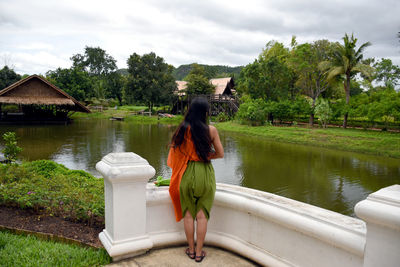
[167,129,201,221]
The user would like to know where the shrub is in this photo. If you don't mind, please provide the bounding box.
[330,99,346,120]
[0,160,104,226]
[269,100,295,123]
[235,98,268,125]
[1,132,23,163]
[292,97,312,118]
[314,98,332,128]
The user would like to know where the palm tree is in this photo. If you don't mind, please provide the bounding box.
[320,33,374,128]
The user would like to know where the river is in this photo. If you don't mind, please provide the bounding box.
[1,118,399,216]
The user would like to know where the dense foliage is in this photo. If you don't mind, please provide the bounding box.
[124,52,176,111]
[71,46,117,76]
[0,160,104,225]
[236,33,400,130]
[238,41,294,101]
[46,46,123,105]
[320,33,374,128]
[46,67,93,101]
[0,66,21,90]
[236,97,268,125]
[236,90,400,129]
[46,47,123,104]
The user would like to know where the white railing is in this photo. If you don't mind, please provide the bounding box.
[96,152,400,267]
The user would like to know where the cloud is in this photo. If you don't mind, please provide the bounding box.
[0,0,399,74]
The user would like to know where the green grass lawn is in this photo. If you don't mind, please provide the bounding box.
[216,122,400,158]
[0,230,111,267]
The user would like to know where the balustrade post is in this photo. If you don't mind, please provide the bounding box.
[355,184,400,267]
[96,152,155,261]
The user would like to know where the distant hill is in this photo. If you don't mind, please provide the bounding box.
[172,64,243,80]
[116,68,128,76]
[117,64,243,80]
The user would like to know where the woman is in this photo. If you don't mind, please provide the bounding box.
[167,97,224,263]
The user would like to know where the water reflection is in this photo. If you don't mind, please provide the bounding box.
[0,119,399,217]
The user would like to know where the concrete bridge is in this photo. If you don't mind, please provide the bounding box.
[96,152,400,267]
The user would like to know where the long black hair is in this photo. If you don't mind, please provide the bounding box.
[171,97,211,162]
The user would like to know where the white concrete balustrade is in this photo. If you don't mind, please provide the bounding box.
[96,152,400,266]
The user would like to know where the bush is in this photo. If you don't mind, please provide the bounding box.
[330,99,346,120]
[269,100,295,123]
[0,160,104,226]
[235,98,268,125]
[1,132,22,163]
[314,98,332,128]
[292,97,312,118]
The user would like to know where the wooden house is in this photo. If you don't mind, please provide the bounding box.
[172,77,238,115]
[209,77,235,96]
[175,77,235,97]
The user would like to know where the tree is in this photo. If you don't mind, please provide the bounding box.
[0,66,21,90]
[125,52,176,111]
[185,64,215,95]
[373,58,400,89]
[289,40,333,125]
[69,46,125,104]
[104,71,124,105]
[320,33,374,128]
[71,46,117,76]
[46,67,93,101]
[238,41,293,101]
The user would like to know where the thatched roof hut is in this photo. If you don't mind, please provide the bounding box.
[0,75,90,113]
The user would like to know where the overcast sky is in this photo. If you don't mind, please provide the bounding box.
[1,0,399,75]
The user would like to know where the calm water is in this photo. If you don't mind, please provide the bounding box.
[1,119,399,216]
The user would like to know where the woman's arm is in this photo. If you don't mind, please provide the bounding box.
[209,125,224,159]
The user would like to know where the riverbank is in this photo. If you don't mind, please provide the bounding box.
[71,110,183,124]
[71,110,400,158]
[215,122,400,158]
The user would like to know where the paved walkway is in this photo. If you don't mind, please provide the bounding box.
[107,245,260,267]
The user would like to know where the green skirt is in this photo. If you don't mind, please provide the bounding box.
[180,161,216,220]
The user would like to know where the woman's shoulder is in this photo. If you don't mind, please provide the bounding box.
[209,125,218,136]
